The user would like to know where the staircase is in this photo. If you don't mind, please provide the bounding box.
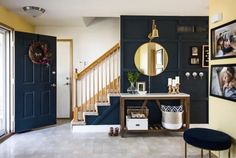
[72,43,120,126]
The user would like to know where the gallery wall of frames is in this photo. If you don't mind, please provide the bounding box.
[120,16,209,123]
[210,20,236,102]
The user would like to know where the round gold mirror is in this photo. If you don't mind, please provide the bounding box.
[134,42,168,76]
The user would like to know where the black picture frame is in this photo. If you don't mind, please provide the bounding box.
[211,19,236,60]
[202,45,209,67]
[210,64,236,102]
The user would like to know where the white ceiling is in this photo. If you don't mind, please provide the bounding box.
[0,0,209,26]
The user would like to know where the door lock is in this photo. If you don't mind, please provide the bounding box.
[65,82,70,86]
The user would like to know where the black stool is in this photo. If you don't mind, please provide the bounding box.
[183,128,231,158]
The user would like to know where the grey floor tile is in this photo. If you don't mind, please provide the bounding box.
[0,122,208,158]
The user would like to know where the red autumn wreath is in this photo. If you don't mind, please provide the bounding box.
[28,42,52,65]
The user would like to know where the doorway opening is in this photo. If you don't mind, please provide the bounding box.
[56,39,73,119]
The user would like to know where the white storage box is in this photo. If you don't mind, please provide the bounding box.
[126,115,148,130]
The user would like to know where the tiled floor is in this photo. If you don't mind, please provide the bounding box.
[0,121,213,158]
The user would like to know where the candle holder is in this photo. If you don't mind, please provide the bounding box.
[168,85,172,94]
[167,76,180,94]
[171,86,177,94]
[176,84,180,94]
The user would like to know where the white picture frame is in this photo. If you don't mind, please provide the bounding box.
[136,82,146,92]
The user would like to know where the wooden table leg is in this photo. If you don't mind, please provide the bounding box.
[180,99,185,128]
[185,97,190,129]
[141,100,148,108]
[155,100,161,109]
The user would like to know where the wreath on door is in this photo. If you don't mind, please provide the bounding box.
[28,42,52,66]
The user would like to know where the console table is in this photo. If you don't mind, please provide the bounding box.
[120,93,190,137]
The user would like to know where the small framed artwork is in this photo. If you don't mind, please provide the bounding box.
[190,57,199,65]
[211,19,236,59]
[202,45,209,67]
[136,82,146,92]
[191,47,199,56]
[210,64,236,102]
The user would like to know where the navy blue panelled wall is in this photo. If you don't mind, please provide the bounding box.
[120,16,209,123]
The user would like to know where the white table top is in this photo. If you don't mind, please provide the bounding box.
[120,93,190,98]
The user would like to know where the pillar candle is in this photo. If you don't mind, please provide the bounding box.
[175,76,180,84]
[168,78,172,86]
[172,79,176,87]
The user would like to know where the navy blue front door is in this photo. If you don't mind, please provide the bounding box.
[15,31,56,132]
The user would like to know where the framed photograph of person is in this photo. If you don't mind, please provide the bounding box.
[202,45,209,67]
[210,64,236,102]
[211,19,236,59]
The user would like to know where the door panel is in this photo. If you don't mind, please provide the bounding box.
[23,91,35,118]
[23,54,35,83]
[40,90,50,116]
[15,31,56,132]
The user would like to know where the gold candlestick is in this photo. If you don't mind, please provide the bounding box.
[176,84,180,94]
[171,86,177,94]
[168,85,172,94]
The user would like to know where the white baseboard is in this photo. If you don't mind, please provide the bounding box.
[190,124,209,128]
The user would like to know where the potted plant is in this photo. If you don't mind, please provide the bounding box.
[127,71,140,94]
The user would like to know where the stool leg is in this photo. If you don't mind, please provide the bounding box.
[209,150,211,158]
[201,149,203,158]
[228,148,230,158]
[185,142,187,158]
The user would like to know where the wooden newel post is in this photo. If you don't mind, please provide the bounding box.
[73,68,79,122]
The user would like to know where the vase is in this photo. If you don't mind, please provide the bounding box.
[127,82,137,94]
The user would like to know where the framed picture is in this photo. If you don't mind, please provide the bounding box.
[210,64,236,102]
[136,82,146,92]
[211,19,236,59]
[202,45,209,67]
[191,46,199,56]
[190,57,199,65]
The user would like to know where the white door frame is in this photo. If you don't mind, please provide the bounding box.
[0,23,14,135]
[57,39,73,118]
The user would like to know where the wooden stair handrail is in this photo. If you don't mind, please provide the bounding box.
[76,43,120,80]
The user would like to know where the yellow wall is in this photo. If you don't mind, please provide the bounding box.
[0,6,34,32]
[209,0,236,157]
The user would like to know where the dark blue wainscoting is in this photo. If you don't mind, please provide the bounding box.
[120,16,209,123]
[86,96,120,125]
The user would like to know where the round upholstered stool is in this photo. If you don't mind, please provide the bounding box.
[183,128,232,158]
